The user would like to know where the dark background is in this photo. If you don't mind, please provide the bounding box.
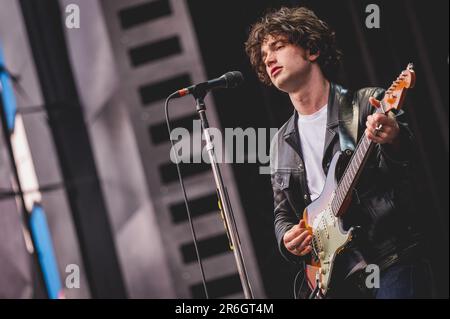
[187,0,448,297]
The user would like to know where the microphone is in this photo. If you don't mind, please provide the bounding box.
[173,71,243,98]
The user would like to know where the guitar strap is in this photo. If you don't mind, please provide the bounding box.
[338,90,359,152]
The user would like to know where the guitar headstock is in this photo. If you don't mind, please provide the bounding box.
[382,63,415,113]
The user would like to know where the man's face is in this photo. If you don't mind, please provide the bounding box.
[261,34,313,93]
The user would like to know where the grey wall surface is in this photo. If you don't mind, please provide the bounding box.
[60,0,176,298]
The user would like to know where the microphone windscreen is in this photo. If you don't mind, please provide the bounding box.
[224,71,244,88]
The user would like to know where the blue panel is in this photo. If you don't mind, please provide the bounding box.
[0,41,17,132]
[29,204,63,299]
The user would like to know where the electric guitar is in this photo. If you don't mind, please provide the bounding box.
[303,63,416,298]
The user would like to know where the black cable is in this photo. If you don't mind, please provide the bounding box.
[165,93,209,299]
[293,261,306,299]
[308,275,323,299]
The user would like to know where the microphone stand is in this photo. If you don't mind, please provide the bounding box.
[192,87,254,299]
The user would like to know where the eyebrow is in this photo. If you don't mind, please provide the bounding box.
[261,39,284,59]
[261,40,286,59]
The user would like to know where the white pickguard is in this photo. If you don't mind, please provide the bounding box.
[309,197,354,293]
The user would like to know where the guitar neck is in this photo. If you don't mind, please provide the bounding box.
[331,108,384,216]
[329,63,415,217]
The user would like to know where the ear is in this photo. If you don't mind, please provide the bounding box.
[308,48,320,62]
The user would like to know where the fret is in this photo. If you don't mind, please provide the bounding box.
[357,152,364,168]
[347,164,353,180]
[347,178,352,194]
[357,150,363,165]
[347,171,352,187]
[361,138,367,151]
[353,156,360,171]
[364,136,370,148]
[360,138,366,151]
[350,162,356,179]
[355,150,361,165]
[335,190,340,208]
[344,174,351,193]
[344,172,350,186]
[337,188,343,207]
[341,177,348,196]
[337,193,342,211]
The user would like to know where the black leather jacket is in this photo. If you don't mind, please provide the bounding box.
[270,83,421,272]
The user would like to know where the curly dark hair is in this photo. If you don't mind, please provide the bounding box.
[245,6,342,85]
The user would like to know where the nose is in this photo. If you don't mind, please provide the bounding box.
[264,51,276,69]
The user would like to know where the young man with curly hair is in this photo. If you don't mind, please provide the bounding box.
[245,6,433,299]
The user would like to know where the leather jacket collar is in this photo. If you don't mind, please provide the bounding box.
[282,82,343,160]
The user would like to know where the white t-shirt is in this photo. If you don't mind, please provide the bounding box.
[297,104,328,201]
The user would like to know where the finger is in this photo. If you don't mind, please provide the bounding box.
[286,219,311,242]
[299,245,312,256]
[284,225,302,242]
[288,231,310,250]
[372,113,390,124]
[371,114,395,133]
[366,130,382,143]
[372,113,385,121]
[374,130,389,140]
[299,219,306,228]
[365,128,374,138]
[366,125,390,139]
[367,132,381,143]
[369,135,385,144]
[382,121,399,136]
[366,120,377,130]
[369,96,381,109]
[380,125,392,134]
[296,235,312,252]
[367,115,386,131]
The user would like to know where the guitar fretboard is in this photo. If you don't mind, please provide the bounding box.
[330,108,385,216]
